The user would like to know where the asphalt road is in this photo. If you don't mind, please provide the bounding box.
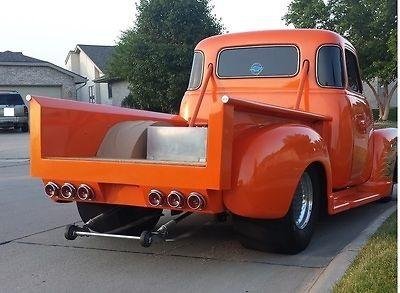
[0,131,396,293]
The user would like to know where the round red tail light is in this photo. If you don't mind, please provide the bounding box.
[167,191,184,208]
[61,183,76,199]
[148,190,163,207]
[44,182,59,198]
[77,184,94,200]
[187,192,205,210]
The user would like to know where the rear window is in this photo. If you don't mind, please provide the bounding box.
[0,94,24,106]
[217,46,299,78]
[187,51,204,90]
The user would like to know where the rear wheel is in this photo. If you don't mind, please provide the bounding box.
[233,167,321,254]
[77,202,162,236]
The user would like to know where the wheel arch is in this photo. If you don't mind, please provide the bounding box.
[223,123,331,219]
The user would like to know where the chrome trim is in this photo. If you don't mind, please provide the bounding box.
[216,44,300,79]
[187,192,205,210]
[167,190,184,208]
[60,183,76,199]
[44,182,59,198]
[77,184,94,200]
[148,190,163,207]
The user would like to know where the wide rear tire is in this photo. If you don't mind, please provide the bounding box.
[233,167,321,254]
[77,202,162,236]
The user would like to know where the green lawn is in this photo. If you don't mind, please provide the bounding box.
[372,107,397,122]
[333,212,397,293]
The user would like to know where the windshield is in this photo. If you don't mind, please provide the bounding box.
[217,46,299,78]
[187,51,204,90]
[0,94,24,106]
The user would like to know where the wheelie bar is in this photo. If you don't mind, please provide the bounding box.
[64,211,193,247]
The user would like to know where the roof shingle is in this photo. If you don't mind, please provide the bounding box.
[77,45,115,72]
[0,51,46,63]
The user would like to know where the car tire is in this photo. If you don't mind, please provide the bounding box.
[76,202,162,236]
[21,124,29,133]
[233,167,321,254]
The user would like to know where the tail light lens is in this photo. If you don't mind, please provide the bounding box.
[148,190,163,207]
[167,191,184,208]
[187,192,205,210]
[61,183,76,199]
[77,184,94,200]
[44,182,59,198]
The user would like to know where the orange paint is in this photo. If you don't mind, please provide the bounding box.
[30,29,397,219]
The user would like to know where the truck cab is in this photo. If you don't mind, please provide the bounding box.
[29,29,397,253]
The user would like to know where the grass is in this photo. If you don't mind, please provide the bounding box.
[333,212,397,293]
[372,107,397,122]
[374,120,397,129]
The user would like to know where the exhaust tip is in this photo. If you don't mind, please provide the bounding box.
[77,184,94,200]
[187,192,205,210]
[148,190,163,207]
[167,191,184,208]
[61,183,76,199]
[44,182,59,198]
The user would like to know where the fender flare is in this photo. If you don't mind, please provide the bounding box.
[223,123,331,219]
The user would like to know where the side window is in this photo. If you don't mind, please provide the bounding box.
[187,51,204,90]
[345,49,362,93]
[317,46,344,87]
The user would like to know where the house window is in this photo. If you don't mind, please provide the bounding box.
[345,49,363,93]
[317,45,344,88]
[108,83,113,99]
[88,85,95,103]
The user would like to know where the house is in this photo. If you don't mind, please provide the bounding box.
[65,44,129,106]
[0,51,86,100]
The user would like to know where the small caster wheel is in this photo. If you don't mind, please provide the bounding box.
[140,231,153,248]
[65,224,78,240]
[216,212,228,222]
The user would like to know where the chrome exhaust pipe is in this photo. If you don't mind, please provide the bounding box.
[148,190,163,207]
[77,184,94,200]
[60,183,76,199]
[187,192,206,210]
[167,190,184,208]
[44,182,59,198]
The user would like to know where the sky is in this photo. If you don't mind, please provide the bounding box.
[0,0,292,67]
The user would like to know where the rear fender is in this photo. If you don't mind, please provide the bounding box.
[223,123,331,219]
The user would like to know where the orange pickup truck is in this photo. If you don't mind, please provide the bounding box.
[29,29,397,254]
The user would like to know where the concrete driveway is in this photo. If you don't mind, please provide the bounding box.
[0,132,396,292]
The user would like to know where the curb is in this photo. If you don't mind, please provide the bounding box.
[308,203,397,293]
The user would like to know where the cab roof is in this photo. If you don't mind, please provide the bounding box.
[196,29,353,52]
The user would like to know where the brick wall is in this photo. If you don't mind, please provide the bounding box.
[0,64,77,98]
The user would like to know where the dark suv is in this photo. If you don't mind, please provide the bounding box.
[0,91,29,132]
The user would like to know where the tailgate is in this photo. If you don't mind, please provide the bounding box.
[29,96,233,190]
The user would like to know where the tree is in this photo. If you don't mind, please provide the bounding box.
[283,0,397,120]
[108,0,223,113]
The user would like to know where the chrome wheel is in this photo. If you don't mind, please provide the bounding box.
[292,172,314,230]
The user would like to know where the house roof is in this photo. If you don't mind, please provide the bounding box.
[0,51,87,84]
[77,45,115,73]
[0,51,47,63]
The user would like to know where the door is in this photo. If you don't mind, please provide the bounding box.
[345,48,373,184]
